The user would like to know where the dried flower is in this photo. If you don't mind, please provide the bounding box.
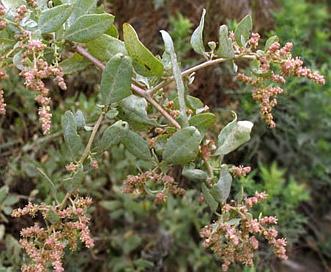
[123,172,185,202]
[12,196,94,272]
[200,191,286,271]
[0,89,6,115]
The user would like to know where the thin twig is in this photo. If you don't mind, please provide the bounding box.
[148,53,257,95]
[79,110,105,164]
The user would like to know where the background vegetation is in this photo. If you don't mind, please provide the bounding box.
[0,0,330,271]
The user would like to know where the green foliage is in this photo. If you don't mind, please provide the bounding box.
[162,126,201,165]
[218,25,235,59]
[190,9,207,58]
[61,110,82,159]
[234,14,252,47]
[38,4,73,34]
[123,23,164,77]
[64,13,115,42]
[101,53,133,105]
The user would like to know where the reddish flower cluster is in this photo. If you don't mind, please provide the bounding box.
[0,89,6,115]
[200,192,287,271]
[11,197,94,272]
[19,45,67,133]
[0,4,67,134]
[252,86,283,128]
[26,0,38,8]
[248,33,260,48]
[123,171,185,204]
[238,35,325,127]
[14,5,28,22]
[230,165,251,177]
[0,4,6,29]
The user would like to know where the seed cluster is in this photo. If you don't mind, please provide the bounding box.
[200,192,287,271]
[12,197,94,272]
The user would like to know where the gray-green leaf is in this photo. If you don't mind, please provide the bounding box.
[210,165,232,203]
[67,0,98,26]
[86,34,128,61]
[101,53,132,105]
[182,164,208,181]
[234,14,252,47]
[163,126,201,165]
[64,13,114,42]
[63,166,84,193]
[265,35,279,51]
[100,121,129,150]
[161,30,188,127]
[201,182,218,213]
[46,209,60,225]
[0,186,9,203]
[74,110,86,129]
[118,95,159,131]
[215,113,253,156]
[123,23,164,77]
[190,9,206,57]
[218,25,235,58]
[189,113,216,135]
[61,111,82,158]
[39,4,73,34]
[121,130,152,161]
[60,53,90,75]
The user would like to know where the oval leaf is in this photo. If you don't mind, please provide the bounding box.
[118,95,159,130]
[0,186,9,203]
[101,53,133,105]
[163,126,201,165]
[100,121,129,151]
[39,4,73,34]
[67,0,98,26]
[74,110,86,129]
[47,209,60,225]
[61,111,82,158]
[121,130,152,161]
[210,165,232,203]
[215,115,254,156]
[218,25,235,58]
[265,35,279,51]
[86,34,128,61]
[64,13,114,42]
[201,183,218,213]
[234,14,252,47]
[161,30,188,127]
[182,165,208,181]
[123,23,164,77]
[60,53,90,75]
[189,113,216,135]
[190,9,206,57]
[63,166,84,193]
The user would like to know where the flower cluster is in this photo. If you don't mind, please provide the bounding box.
[237,34,325,127]
[200,192,287,271]
[123,171,185,204]
[19,42,67,134]
[11,196,94,272]
[230,165,251,177]
[14,5,28,22]
[0,4,67,134]
[0,89,6,115]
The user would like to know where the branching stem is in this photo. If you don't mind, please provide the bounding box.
[75,45,181,129]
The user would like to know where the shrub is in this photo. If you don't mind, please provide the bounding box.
[0,1,325,271]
